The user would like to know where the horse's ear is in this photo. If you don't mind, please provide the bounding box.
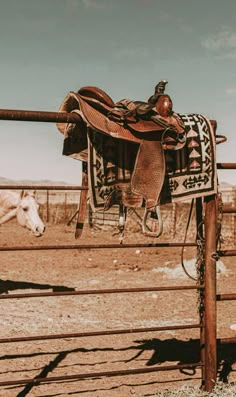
[20,190,25,199]
[31,190,36,197]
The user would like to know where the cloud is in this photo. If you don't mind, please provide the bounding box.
[202,27,236,51]
[225,87,236,97]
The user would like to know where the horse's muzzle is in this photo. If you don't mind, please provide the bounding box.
[33,225,46,237]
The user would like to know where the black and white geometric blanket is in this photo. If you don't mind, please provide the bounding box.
[88,113,217,210]
[162,113,217,202]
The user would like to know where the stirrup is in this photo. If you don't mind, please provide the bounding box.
[142,205,163,238]
[117,205,127,244]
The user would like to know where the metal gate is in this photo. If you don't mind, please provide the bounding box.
[0,107,235,393]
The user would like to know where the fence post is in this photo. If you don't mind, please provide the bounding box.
[172,203,177,238]
[204,194,217,391]
[196,198,205,387]
[64,192,67,220]
[234,189,236,244]
[46,189,50,223]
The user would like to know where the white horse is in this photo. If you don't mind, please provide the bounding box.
[0,190,45,237]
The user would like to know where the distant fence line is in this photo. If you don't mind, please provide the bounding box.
[36,190,80,224]
[34,189,236,244]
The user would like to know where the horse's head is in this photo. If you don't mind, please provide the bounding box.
[16,191,45,237]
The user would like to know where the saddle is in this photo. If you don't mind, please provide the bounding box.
[57,81,217,239]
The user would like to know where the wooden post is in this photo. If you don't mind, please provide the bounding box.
[46,189,50,223]
[64,192,67,220]
[204,194,217,391]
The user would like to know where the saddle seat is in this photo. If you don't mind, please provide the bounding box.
[77,86,185,138]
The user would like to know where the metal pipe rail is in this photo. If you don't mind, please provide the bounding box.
[0,242,197,251]
[223,206,236,213]
[218,250,236,257]
[220,337,236,344]
[217,163,236,169]
[0,107,216,131]
[0,362,203,387]
[0,108,81,123]
[0,284,203,300]
[0,323,202,344]
[216,293,236,301]
[0,184,86,190]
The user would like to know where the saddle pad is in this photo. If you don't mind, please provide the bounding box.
[87,131,136,210]
[88,113,217,211]
[162,113,217,203]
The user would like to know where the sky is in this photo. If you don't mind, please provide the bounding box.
[0,0,236,185]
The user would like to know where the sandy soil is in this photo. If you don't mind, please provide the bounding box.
[0,220,235,397]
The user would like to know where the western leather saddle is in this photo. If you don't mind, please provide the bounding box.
[57,81,192,238]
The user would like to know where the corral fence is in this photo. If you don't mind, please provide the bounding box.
[18,187,236,243]
[0,107,235,393]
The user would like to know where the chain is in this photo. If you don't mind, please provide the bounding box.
[196,236,205,323]
[196,192,224,321]
[196,199,205,322]
[216,192,224,251]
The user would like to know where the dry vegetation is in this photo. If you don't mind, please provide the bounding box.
[146,383,236,396]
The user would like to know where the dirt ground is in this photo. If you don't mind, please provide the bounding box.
[0,220,235,397]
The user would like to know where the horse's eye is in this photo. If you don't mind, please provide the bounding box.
[22,207,29,212]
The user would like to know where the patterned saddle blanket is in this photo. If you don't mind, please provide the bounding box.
[57,83,218,238]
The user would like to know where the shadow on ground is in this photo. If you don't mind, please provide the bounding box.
[0,278,75,294]
[1,338,235,397]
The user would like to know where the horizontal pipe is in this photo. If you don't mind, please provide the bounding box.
[219,337,236,344]
[216,293,236,301]
[0,108,215,129]
[0,285,203,300]
[217,163,236,169]
[0,242,197,251]
[217,250,236,257]
[0,323,202,344]
[0,109,81,123]
[0,362,202,387]
[222,206,236,214]
[0,185,86,190]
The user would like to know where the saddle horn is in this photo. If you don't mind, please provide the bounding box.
[148,80,168,104]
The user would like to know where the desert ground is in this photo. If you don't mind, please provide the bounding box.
[0,217,235,397]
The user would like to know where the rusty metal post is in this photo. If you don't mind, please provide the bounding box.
[234,189,236,244]
[196,197,205,387]
[204,194,217,391]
